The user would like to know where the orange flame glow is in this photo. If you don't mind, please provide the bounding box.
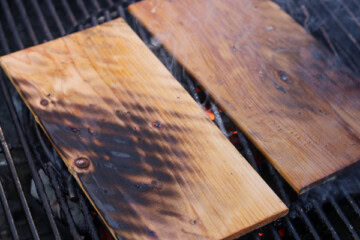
[278,228,285,237]
[206,111,215,120]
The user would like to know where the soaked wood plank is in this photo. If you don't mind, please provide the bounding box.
[0,18,287,240]
[129,0,360,193]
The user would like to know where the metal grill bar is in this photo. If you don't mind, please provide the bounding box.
[262,163,303,240]
[60,0,77,26]
[105,10,112,21]
[270,226,281,240]
[45,0,66,36]
[0,24,10,53]
[67,176,77,201]
[0,0,24,49]
[92,16,99,26]
[295,205,321,240]
[337,0,360,27]
[117,5,127,20]
[14,0,39,45]
[356,177,360,189]
[76,0,90,19]
[311,199,341,240]
[0,125,40,240]
[329,196,360,240]
[237,132,258,171]
[284,217,301,240]
[210,102,230,137]
[184,74,201,104]
[30,0,53,40]
[106,0,114,6]
[266,162,289,203]
[90,0,101,11]
[339,185,360,217]
[77,188,100,240]
[0,179,19,240]
[47,164,82,240]
[251,232,261,240]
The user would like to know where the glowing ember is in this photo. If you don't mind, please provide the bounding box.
[258,232,263,237]
[278,228,285,237]
[233,131,238,135]
[206,111,215,120]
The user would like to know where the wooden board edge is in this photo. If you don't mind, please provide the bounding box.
[223,208,288,240]
[0,53,119,239]
[298,160,360,194]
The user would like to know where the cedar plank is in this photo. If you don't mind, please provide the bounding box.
[129,0,360,193]
[0,18,287,239]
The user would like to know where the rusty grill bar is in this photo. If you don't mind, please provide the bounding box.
[0,0,359,239]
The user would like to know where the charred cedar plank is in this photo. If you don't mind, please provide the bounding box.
[129,0,360,194]
[0,18,287,240]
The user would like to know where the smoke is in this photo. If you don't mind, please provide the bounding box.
[274,0,360,74]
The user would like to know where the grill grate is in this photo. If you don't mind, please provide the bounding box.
[0,0,359,239]
[0,72,61,240]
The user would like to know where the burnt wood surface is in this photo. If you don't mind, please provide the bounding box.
[129,0,360,194]
[0,18,287,240]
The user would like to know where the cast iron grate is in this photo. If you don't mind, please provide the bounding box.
[0,0,359,239]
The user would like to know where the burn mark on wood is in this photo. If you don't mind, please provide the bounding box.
[40,99,49,106]
[158,210,182,219]
[87,128,96,136]
[70,127,80,136]
[278,70,289,82]
[274,82,286,93]
[74,157,90,169]
[151,180,163,190]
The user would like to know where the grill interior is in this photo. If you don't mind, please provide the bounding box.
[0,0,359,239]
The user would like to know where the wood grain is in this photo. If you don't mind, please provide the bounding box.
[0,18,287,239]
[129,0,360,193]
